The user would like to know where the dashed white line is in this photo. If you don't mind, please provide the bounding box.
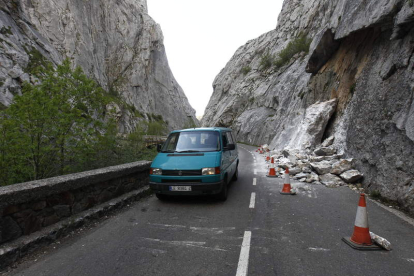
[253,178,257,186]
[236,231,252,276]
[254,169,257,175]
[249,192,256,209]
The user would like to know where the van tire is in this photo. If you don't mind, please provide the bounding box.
[216,179,228,201]
[156,193,168,200]
[232,166,238,181]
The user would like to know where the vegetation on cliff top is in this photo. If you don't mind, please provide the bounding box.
[258,33,312,72]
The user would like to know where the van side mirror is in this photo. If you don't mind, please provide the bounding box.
[157,144,163,152]
[225,144,236,151]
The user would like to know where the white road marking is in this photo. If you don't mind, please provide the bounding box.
[254,169,257,175]
[404,258,414,263]
[249,193,256,209]
[142,238,227,251]
[148,223,186,229]
[253,178,257,186]
[236,231,252,276]
[190,226,235,235]
[308,247,330,252]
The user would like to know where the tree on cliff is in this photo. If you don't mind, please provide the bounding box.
[0,59,110,184]
[0,58,159,186]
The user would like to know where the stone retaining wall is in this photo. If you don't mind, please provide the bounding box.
[0,161,151,245]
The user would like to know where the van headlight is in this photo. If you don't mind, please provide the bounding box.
[202,167,221,175]
[150,168,162,175]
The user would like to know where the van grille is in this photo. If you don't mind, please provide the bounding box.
[161,179,202,183]
[162,170,202,176]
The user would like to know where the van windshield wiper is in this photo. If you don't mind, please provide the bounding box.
[176,150,200,153]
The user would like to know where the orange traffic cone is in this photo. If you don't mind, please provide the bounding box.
[280,168,292,195]
[266,157,277,177]
[342,193,381,250]
[266,152,270,162]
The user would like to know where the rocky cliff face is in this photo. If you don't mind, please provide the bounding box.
[202,0,414,214]
[0,0,196,131]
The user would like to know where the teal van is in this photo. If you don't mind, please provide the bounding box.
[149,127,239,201]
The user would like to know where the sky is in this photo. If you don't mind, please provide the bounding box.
[147,0,285,118]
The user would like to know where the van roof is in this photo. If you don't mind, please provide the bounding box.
[171,127,232,133]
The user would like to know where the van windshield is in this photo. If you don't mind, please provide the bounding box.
[161,131,220,153]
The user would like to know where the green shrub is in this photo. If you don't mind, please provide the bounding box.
[183,116,197,129]
[259,53,275,71]
[349,83,356,94]
[370,190,382,199]
[240,66,251,75]
[24,48,49,75]
[0,26,13,36]
[274,33,312,69]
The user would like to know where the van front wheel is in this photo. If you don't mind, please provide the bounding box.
[156,193,168,200]
[232,166,238,181]
[216,180,228,201]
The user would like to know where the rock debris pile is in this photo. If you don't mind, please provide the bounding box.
[266,137,363,189]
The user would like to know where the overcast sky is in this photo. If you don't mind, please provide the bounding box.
[147,0,284,118]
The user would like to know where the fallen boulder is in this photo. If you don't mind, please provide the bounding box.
[294,172,309,179]
[320,173,346,187]
[331,159,354,175]
[289,167,302,175]
[340,170,363,183]
[310,160,333,175]
[314,147,337,156]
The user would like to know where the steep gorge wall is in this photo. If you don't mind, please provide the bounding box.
[202,0,414,214]
[0,0,196,131]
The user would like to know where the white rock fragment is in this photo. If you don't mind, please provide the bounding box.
[321,136,334,147]
[306,172,319,183]
[370,232,392,251]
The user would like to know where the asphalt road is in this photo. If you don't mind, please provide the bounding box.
[4,144,414,276]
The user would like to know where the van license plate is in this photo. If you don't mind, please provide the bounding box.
[169,186,192,191]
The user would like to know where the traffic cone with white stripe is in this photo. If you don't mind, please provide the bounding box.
[266,152,270,162]
[266,157,277,177]
[342,193,381,250]
[280,168,292,195]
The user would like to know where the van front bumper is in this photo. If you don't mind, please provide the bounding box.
[149,181,224,195]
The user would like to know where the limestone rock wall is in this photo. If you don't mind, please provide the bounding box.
[202,0,414,214]
[0,0,196,131]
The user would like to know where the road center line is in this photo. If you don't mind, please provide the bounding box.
[253,169,257,175]
[236,231,252,276]
[249,192,256,209]
[253,178,256,186]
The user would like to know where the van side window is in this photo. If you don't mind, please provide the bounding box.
[226,132,234,145]
[222,133,229,148]
[165,133,179,151]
